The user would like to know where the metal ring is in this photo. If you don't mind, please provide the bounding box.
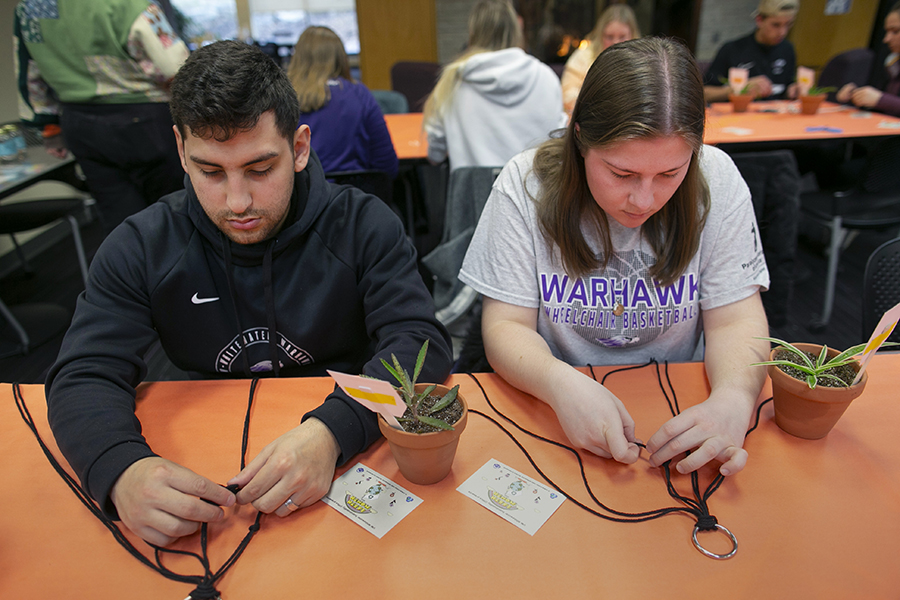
[283,497,299,512]
[691,523,738,559]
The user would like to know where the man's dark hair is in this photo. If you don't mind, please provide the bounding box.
[170,40,300,142]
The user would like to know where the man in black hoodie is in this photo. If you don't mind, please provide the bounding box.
[45,40,452,546]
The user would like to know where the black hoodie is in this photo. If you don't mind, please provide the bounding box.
[45,151,452,517]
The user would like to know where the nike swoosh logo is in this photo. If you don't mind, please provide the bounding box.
[191,293,220,305]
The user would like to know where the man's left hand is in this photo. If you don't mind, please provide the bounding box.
[228,417,340,516]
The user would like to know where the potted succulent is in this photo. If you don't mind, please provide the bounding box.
[751,338,889,439]
[722,78,753,112]
[377,340,468,484]
[799,86,836,115]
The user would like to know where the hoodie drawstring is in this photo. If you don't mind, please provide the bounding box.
[221,234,253,378]
[262,240,280,377]
[221,233,281,378]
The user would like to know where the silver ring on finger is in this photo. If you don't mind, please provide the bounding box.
[283,497,299,512]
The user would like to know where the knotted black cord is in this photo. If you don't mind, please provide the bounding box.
[465,361,772,534]
[13,379,264,599]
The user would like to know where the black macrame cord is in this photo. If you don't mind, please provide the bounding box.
[465,360,772,555]
[13,379,264,600]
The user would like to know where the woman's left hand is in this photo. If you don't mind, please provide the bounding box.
[851,86,883,108]
[644,389,754,476]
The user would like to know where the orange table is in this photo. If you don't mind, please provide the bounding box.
[4,356,899,598]
[386,105,900,160]
[385,113,428,162]
[705,100,900,145]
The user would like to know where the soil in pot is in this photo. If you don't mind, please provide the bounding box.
[399,391,464,433]
[772,348,857,386]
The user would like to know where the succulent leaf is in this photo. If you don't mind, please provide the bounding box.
[412,339,428,386]
[426,384,459,414]
[416,415,455,431]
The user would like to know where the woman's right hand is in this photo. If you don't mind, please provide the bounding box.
[546,364,642,464]
[836,83,857,104]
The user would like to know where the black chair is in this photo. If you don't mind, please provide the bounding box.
[862,237,900,343]
[818,48,875,101]
[324,169,414,239]
[800,136,900,330]
[0,123,92,357]
[390,61,441,112]
[421,166,502,326]
[730,150,801,328]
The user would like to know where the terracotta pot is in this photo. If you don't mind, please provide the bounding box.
[799,94,826,115]
[766,343,868,439]
[729,94,753,113]
[378,384,468,484]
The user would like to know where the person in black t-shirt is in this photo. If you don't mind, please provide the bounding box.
[703,0,799,102]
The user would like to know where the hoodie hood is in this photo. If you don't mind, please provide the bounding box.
[459,47,549,107]
[185,150,334,267]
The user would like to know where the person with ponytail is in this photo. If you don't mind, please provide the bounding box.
[459,37,770,478]
[423,0,565,171]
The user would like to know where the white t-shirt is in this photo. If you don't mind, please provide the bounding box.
[459,145,769,366]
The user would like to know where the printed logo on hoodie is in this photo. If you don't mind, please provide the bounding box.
[216,327,313,373]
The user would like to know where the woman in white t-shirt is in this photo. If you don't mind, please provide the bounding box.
[459,37,770,477]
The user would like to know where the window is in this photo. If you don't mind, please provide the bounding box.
[170,0,358,55]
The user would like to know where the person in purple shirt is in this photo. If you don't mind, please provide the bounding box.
[288,26,398,179]
[836,2,900,117]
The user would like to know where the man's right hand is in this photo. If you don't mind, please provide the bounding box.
[110,457,236,547]
[747,75,773,99]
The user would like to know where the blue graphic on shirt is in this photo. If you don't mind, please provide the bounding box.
[540,249,699,348]
[215,327,314,373]
[16,1,59,44]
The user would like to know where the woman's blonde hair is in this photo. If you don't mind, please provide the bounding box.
[423,0,523,121]
[533,37,709,287]
[586,4,640,59]
[287,26,352,113]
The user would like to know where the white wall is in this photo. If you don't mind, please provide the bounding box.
[695,0,759,62]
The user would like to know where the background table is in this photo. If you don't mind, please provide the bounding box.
[385,113,428,162]
[705,101,900,145]
[386,105,900,159]
[0,146,81,201]
[3,356,899,598]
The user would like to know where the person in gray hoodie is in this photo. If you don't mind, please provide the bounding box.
[423,0,566,171]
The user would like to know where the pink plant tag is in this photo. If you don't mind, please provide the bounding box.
[797,66,815,96]
[328,371,406,429]
[728,67,749,95]
[853,301,900,385]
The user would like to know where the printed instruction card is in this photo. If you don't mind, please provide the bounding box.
[322,463,422,539]
[457,459,566,536]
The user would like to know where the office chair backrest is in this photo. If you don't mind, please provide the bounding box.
[324,169,393,205]
[862,237,900,343]
[818,48,875,95]
[371,90,409,115]
[861,136,900,193]
[390,61,441,112]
